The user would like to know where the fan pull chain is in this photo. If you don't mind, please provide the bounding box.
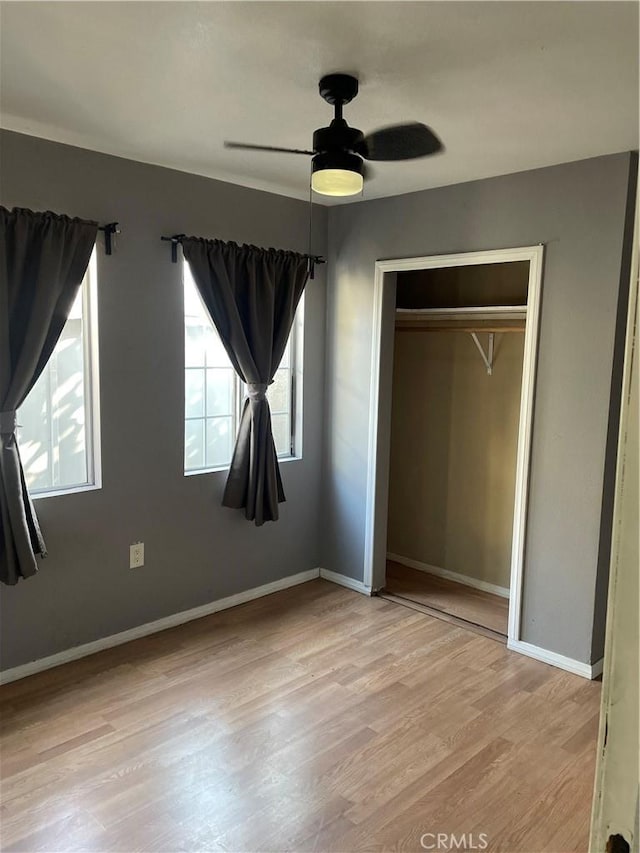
[307,167,315,279]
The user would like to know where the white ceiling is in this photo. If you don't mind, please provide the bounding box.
[1,1,638,206]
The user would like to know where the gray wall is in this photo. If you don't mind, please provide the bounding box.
[321,153,636,665]
[388,330,524,590]
[0,130,327,671]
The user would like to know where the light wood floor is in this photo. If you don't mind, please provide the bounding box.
[386,561,510,636]
[0,580,600,852]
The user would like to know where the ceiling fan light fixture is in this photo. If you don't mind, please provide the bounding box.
[225,74,444,198]
[311,152,363,197]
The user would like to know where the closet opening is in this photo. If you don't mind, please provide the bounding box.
[364,247,544,651]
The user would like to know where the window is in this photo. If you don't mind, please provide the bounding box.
[183,261,302,474]
[17,249,100,497]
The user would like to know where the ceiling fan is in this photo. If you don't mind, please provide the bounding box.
[225,73,443,198]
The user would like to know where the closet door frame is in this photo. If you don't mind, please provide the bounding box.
[364,245,544,646]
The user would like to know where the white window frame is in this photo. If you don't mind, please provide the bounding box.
[183,261,303,476]
[20,249,102,500]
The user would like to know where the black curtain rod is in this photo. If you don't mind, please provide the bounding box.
[160,233,325,274]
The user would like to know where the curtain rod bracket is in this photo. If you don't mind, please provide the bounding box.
[98,222,120,255]
[161,234,186,263]
[309,255,325,280]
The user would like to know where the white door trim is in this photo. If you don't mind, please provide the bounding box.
[364,245,545,647]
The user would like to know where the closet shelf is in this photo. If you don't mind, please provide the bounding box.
[395,305,527,374]
[395,305,527,333]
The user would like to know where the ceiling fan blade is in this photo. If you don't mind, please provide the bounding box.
[224,141,314,156]
[357,123,443,161]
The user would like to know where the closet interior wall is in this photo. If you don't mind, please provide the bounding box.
[387,262,529,593]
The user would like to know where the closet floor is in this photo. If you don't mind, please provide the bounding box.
[384,561,509,637]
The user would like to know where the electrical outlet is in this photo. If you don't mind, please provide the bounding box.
[129,542,144,569]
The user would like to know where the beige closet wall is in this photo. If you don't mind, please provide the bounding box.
[387,329,525,589]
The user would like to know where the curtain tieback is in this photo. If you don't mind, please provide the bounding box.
[246,383,269,402]
[0,410,18,434]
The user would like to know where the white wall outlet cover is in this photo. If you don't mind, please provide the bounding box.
[129,542,144,568]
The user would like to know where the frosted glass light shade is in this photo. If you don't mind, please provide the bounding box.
[311,168,363,197]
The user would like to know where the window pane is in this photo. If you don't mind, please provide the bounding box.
[53,320,87,487]
[17,273,92,494]
[271,413,290,457]
[185,368,205,418]
[203,324,230,368]
[185,320,205,368]
[268,369,290,413]
[183,267,207,318]
[18,374,51,492]
[185,419,205,470]
[206,417,233,468]
[277,339,290,370]
[206,368,234,417]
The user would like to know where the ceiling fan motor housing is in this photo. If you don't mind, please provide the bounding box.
[313,120,364,156]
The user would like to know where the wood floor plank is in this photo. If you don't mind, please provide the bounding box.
[386,561,510,635]
[0,578,599,852]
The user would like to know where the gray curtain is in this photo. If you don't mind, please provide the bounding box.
[0,207,98,585]
[182,238,309,526]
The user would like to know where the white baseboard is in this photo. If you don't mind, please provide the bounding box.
[388,553,601,681]
[319,568,372,595]
[387,552,510,599]
[590,657,604,679]
[2,566,599,686]
[507,639,603,680]
[0,569,320,685]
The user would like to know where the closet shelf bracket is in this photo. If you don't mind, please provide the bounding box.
[470,332,495,375]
